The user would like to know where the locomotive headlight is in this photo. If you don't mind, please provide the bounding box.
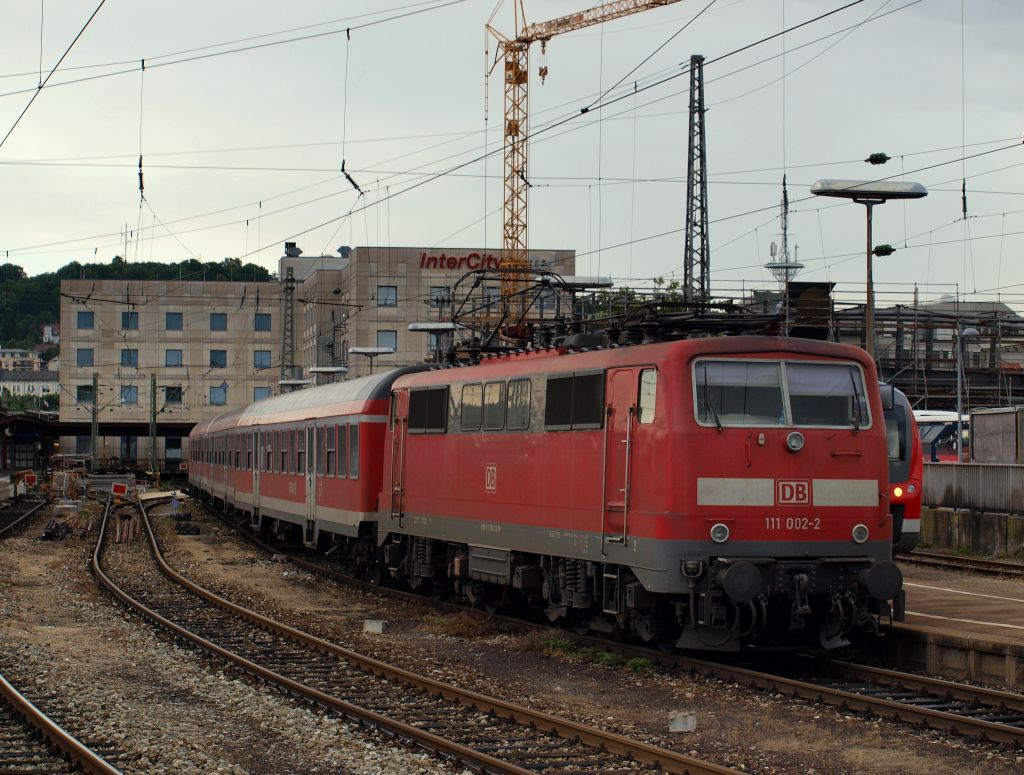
[710,523,730,543]
[785,431,805,452]
[892,486,904,499]
[852,523,869,544]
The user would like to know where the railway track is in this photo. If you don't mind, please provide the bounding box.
[96,496,737,775]
[900,550,1024,578]
[0,497,50,539]
[0,667,122,775]
[191,500,1024,747]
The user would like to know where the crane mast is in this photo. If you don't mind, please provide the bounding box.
[487,0,685,314]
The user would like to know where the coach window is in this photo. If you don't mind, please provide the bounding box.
[349,424,360,479]
[460,384,482,431]
[316,427,326,476]
[246,435,253,470]
[296,431,305,473]
[337,425,347,477]
[638,369,657,424]
[326,426,336,476]
[289,430,297,474]
[280,431,289,472]
[506,379,531,430]
[483,382,505,431]
[266,433,275,472]
[544,372,604,430]
[409,386,448,433]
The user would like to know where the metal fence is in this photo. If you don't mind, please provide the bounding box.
[923,462,1024,514]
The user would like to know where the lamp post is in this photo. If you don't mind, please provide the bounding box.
[955,325,979,462]
[348,347,394,375]
[810,179,927,360]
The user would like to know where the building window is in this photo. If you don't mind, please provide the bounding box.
[121,348,139,368]
[77,311,94,329]
[428,332,442,353]
[377,330,397,351]
[210,385,227,405]
[429,286,447,307]
[210,312,227,331]
[377,285,398,307]
[165,386,182,404]
[121,385,138,405]
[254,313,271,332]
[166,312,183,331]
[75,435,92,454]
[210,350,227,368]
[254,350,271,369]
[165,349,183,367]
[76,384,94,404]
[77,348,94,367]
[254,386,271,401]
[121,311,139,330]
[165,437,182,461]
[483,286,500,306]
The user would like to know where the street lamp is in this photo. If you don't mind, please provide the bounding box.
[955,326,979,462]
[810,179,927,360]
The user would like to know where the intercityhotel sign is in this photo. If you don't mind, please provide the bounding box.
[418,251,553,271]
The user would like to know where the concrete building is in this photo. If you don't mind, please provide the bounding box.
[0,369,58,399]
[285,245,576,381]
[58,279,283,468]
[0,348,42,372]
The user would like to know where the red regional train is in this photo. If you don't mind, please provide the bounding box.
[190,335,904,652]
[884,387,923,555]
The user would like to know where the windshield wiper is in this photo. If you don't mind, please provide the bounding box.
[702,365,722,431]
[849,368,862,433]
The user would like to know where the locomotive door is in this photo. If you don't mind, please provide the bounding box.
[602,368,640,545]
[389,390,409,519]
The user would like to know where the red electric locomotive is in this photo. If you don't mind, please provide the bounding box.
[884,387,923,555]
[190,335,904,652]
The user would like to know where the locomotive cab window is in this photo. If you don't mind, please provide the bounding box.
[786,363,869,428]
[545,372,604,430]
[695,359,870,428]
[638,369,657,424]
[409,386,448,433]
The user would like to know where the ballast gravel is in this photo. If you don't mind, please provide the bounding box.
[0,503,457,775]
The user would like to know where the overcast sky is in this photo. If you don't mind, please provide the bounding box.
[0,0,1020,308]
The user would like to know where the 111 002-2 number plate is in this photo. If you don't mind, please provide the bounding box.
[764,516,821,531]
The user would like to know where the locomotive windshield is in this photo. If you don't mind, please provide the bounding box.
[695,360,869,428]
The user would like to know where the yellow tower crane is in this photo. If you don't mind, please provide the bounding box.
[486,0,686,312]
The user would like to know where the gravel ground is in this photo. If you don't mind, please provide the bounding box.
[151,500,1024,775]
[0,501,457,775]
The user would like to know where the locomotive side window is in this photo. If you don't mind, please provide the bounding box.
[695,361,784,426]
[410,387,448,433]
[349,424,360,479]
[507,379,531,430]
[484,382,505,431]
[544,372,604,430]
[638,369,657,424]
[461,384,482,430]
[786,363,869,428]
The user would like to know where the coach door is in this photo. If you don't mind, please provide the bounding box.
[602,367,641,546]
[305,426,316,539]
[390,390,409,519]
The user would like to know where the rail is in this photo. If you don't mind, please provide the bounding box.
[923,462,1024,514]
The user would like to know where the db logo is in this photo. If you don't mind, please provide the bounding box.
[776,479,810,505]
[484,465,497,492]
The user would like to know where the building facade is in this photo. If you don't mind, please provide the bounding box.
[0,348,43,371]
[0,369,58,399]
[58,279,283,468]
[286,245,576,381]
